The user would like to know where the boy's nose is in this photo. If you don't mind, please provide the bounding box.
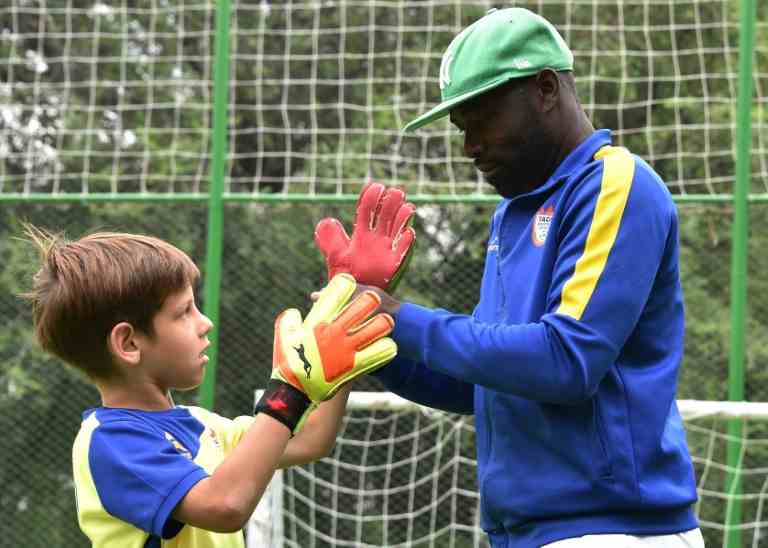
[200,313,214,334]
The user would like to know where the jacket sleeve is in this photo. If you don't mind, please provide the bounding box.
[393,149,677,404]
[371,352,475,415]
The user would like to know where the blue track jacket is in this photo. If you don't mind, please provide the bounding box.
[374,130,698,547]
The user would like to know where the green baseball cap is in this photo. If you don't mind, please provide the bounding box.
[403,7,573,132]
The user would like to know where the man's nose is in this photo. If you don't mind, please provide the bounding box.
[463,131,483,158]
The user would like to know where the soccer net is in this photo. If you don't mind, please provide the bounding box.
[2,1,765,198]
[248,394,768,548]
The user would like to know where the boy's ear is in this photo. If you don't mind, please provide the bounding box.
[108,322,142,366]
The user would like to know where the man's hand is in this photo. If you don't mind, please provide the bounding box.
[353,283,402,317]
[314,182,416,291]
[255,274,397,434]
[311,282,402,317]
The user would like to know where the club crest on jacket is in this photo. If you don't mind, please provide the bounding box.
[532,206,554,247]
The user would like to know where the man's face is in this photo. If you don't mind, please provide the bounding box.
[450,79,554,198]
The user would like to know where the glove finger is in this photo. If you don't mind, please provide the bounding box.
[315,335,397,402]
[352,337,398,371]
[333,290,381,332]
[274,309,303,351]
[392,202,416,236]
[314,218,350,257]
[347,313,394,350]
[304,273,356,328]
[273,308,304,390]
[392,226,415,257]
[387,236,415,292]
[354,182,386,233]
[376,187,407,236]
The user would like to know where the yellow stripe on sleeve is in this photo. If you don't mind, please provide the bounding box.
[557,146,635,320]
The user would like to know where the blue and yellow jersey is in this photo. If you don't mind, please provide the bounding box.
[72,406,254,547]
[374,129,698,546]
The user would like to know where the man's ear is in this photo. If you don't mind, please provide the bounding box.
[534,69,560,113]
[108,322,141,366]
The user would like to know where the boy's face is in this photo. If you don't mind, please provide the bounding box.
[138,284,213,392]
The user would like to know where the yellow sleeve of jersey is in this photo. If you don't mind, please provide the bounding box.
[186,406,255,456]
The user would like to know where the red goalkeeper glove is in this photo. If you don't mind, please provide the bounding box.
[314,182,416,291]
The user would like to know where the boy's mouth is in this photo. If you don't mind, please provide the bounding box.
[199,343,210,359]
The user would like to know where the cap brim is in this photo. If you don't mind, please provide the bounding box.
[402,75,516,133]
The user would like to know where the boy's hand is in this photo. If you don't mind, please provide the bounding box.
[277,273,396,400]
[255,274,397,434]
[314,183,416,291]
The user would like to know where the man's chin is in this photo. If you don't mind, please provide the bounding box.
[484,167,540,198]
[484,171,517,199]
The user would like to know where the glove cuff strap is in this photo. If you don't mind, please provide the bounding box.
[254,378,312,435]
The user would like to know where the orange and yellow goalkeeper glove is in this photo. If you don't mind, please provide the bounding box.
[255,274,397,434]
[314,182,416,291]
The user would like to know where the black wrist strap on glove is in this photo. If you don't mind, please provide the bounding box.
[254,378,312,434]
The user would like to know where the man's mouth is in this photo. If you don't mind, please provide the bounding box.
[475,161,496,173]
[477,163,501,181]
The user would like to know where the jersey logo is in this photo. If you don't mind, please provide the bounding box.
[208,428,221,450]
[164,432,192,459]
[532,206,554,247]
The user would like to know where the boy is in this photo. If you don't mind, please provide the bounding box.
[22,226,396,547]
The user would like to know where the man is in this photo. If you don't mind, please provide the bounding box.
[348,7,702,548]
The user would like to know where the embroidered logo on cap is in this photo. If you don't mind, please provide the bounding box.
[512,58,532,69]
[439,50,453,90]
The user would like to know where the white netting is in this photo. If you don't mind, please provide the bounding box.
[2,1,766,197]
[0,1,216,195]
[248,394,768,548]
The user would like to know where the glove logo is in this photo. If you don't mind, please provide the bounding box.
[295,344,313,379]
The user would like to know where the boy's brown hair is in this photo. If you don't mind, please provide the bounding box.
[22,225,200,379]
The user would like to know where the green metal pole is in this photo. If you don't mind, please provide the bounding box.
[199,0,231,410]
[725,0,756,545]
